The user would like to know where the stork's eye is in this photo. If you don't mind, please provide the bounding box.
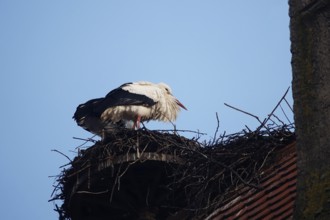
[165,87,170,94]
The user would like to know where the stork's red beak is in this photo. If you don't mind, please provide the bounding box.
[176,99,187,110]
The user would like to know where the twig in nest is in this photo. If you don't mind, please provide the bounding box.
[110,162,124,202]
[284,97,293,112]
[245,125,252,133]
[212,112,220,144]
[73,136,97,150]
[73,136,97,143]
[256,87,290,133]
[224,103,269,132]
[272,113,286,126]
[219,130,226,144]
[258,147,275,172]
[152,129,207,136]
[51,149,72,163]
[279,104,292,124]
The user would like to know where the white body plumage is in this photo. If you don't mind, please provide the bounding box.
[100,81,187,128]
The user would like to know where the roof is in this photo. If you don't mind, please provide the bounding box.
[206,142,297,220]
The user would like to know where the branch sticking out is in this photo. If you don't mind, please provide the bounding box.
[224,103,270,132]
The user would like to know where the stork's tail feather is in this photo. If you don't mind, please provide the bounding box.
[73,98,129,136]
[73,98,104,122]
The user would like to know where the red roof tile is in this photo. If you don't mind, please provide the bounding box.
[206,142,296,220]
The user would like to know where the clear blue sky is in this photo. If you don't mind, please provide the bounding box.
[0,1,292,219]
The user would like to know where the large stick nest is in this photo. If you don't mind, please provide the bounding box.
[50,123,295,220]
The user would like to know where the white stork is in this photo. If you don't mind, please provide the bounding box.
[73,81,187,135]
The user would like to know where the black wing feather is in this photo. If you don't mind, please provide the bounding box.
[95,88,156,114]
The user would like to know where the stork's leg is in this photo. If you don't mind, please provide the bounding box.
[137,115,141,129]
[133,115,141,129]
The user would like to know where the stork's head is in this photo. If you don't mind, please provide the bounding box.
[158,82,187,110]
[157,82,187,123]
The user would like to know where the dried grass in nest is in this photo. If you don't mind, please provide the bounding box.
[50,123,295,220]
